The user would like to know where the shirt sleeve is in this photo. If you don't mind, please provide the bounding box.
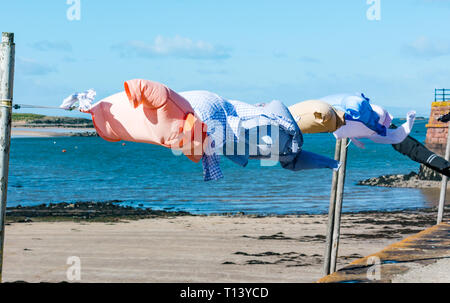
[201,142,224,181]
[280,150,339,171]
[368,111,416,145]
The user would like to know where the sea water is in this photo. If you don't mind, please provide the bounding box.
[7,119,438,215]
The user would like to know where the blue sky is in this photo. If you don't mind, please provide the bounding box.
[1,0,450,117]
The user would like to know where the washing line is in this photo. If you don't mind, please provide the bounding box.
[13,104,75,111]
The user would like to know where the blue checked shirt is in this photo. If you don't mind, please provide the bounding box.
[180,91,302,181]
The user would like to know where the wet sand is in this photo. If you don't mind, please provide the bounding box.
[3,206,447,283]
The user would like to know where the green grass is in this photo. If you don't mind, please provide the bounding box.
[12,113,46,122]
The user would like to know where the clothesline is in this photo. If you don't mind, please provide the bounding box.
[11,83,450,184]
[13,104,77,110]
[11,100,356,154]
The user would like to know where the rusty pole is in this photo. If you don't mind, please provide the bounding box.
[0,32,15,283]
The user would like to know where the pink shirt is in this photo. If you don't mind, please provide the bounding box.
[85,79,207,163]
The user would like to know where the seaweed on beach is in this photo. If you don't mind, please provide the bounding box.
[234,251,281,257]
[229,251,326,268]
[6,201,191,223]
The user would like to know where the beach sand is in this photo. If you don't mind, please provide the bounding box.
[11,127,96,138]
[3,209,444,283]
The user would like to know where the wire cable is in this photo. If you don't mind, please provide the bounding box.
[13,104,76,111]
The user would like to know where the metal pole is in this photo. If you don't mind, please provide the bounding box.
[323,139,342,276]
[329,138,349,273]
[437,123,450,224]
[0,32,15,283]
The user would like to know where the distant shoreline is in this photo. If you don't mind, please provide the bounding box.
[11,113,96,138]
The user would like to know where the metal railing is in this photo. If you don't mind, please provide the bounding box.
[435,89,450,101]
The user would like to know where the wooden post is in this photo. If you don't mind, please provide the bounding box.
[323,139,342,276]
[329,138,349,273]
[437,122,450,224]
[0,32,15,283]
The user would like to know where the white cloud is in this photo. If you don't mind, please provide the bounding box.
[30,40,72,52]
[404,36,450,58]
[112,35,231,60]
[16,57,57,76]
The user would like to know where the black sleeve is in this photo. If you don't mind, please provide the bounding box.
[391,124,450,176]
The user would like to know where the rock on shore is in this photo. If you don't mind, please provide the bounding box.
[68,131,98,137]
[358,171,446,188]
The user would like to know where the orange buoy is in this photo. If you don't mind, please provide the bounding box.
[62,149,67,153]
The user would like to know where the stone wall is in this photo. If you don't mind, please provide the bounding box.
[423,101,450,181]
[425,101,450,155]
